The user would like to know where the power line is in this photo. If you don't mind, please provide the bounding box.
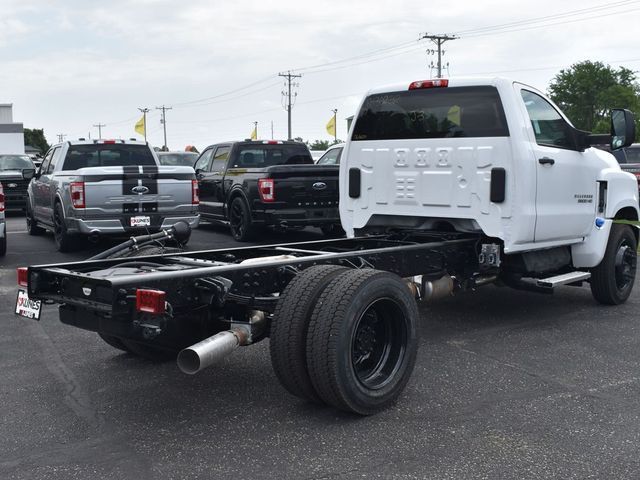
[172,75,278,108]
[93,123,105,139]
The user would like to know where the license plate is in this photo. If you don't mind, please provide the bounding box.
[130,215,151,227]
[15,289,42,320]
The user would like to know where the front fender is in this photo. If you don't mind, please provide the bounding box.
[602,169,639,219]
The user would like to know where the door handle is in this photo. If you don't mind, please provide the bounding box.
[538,157,555,165]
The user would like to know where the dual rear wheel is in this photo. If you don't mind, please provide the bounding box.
[269,265,419,415]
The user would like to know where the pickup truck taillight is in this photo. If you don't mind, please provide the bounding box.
[17,267,28,287]
[191,179,200,205]
[258,178,275,202]
[136,289,166,314]
[0,183,4,212]
[70,182,86,208]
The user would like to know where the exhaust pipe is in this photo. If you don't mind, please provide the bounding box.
[177,327,250,375]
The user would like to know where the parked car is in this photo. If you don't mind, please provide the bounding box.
[157,151,199,167]
[26,139,199,252]
[194,140,340,240]
[0,154,36,211]
[610,143,640,188]
[0,181,5,256]
[316,143,345,165]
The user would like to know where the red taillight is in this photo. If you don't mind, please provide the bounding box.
[258,178,275,202]
[408,79,449,90]
[262,140,283,145]
[17,267,28,287]
[0,183,4,213]
[70,182,85,208]
[102,139,116,144]
[136,289,166,314]
[191,179,200,205]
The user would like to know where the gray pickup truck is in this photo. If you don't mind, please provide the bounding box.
[26,139,199,251]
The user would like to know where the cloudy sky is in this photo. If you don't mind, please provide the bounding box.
[1,0,639,151]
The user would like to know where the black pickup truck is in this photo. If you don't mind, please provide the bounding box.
[194,140,340,241]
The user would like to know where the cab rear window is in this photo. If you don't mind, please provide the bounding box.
[231,145,313,168]
[63,144,156,170]
[352,86,509,141]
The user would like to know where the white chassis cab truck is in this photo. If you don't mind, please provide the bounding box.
[16,77,638,415]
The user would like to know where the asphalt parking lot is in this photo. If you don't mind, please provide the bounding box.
[2,214,640,479]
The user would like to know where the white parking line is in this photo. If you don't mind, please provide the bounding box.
[7,230,29,234]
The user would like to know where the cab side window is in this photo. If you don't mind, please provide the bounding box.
[194,148,214,172]
[47,147,62,174]
[521,90,574,149]
[210,146,230,174]
[39,148,54,175]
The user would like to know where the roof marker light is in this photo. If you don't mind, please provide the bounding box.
[409,79,449,90]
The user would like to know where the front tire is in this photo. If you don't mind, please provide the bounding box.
[228,197,257,242]
[0,235,6,257]
[26,201,44,236]
[306,269,419,415]
[590,224,637,305]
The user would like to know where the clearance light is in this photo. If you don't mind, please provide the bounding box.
[70,182,86,208]
[258,178,275,202]
[136,289,166,314]
[17,267,28,287]
[262,141,283,145]
[408,79,449,90]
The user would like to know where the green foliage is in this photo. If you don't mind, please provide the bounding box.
[548,61,640,137]
[309,140,330,150]
[23,128,50,154]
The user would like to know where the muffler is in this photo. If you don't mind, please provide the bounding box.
[177,327,250,375]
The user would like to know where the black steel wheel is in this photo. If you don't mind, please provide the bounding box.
[229,197,256,242]
[306,269,419,415]
[26,200,44,236]
[98,333,131,353]
[53,203,79,252]
[270,264,347,402]
[591,224,637,305]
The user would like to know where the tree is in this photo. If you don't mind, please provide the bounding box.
[309,140,330,150]
[23,128,50,154]
[548,61,640,136]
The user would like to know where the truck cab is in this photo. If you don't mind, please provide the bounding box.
[341,77,638,270]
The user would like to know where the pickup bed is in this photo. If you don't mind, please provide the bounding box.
[26,139,199,251]
[194,140,340,240]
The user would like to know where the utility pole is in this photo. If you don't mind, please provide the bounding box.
[420,33,457,78]
[271,121,274,140]
[156,105,172,150]
[254,121,258,139]
[331,108,338,143]
[279,71,302,140]
[138,107,150,141]
[93,123,105,139]
[56,133,66,143]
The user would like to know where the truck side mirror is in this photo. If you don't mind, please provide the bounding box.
[611,109,636,150]
[22,168,36,180]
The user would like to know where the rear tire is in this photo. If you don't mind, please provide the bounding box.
[306,269,419,415]
[229,197,257,242]
[0,236,6,257]
[26,201,44,236]
[590,224,637,305]
[53,203,79,252]
[270,265,347,402]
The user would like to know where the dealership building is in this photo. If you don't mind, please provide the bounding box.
[0,104,25,154]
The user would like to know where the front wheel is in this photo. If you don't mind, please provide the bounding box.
[590,224,637,305]
[53,203,79,252]
[306,269,419,415]
[26,201,44,236]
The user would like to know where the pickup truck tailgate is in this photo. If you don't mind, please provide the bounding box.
[78,165,195,216]
[266,165,339,207]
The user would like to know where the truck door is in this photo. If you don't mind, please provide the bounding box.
[35,146,62,222]
[518,87,595,243]
[194,148,214,217]
[33,147,54,220]
[209,146,230,217]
